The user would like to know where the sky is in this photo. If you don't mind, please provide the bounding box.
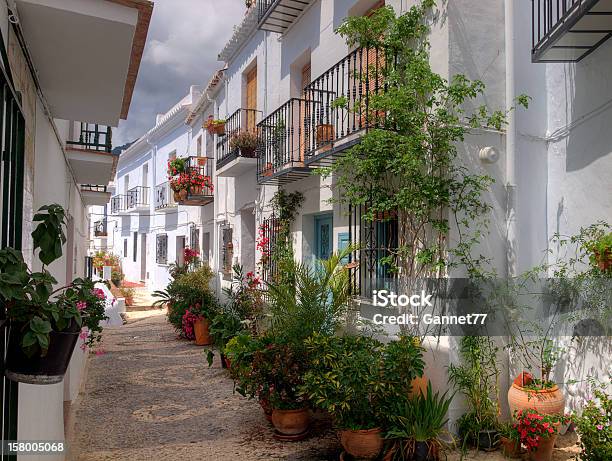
[114,0,245,146]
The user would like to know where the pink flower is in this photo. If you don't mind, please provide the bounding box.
[597,424,604,431]
[93,288,106,300]
[80,343,87,351]
[76,301,87,311]
[95,349,106,356]
[79,330,89,340]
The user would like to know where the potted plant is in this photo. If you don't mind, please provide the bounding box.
[498,422,522,458]
[448,336,501,450]
[229,130,258,158]
[514,409,569,461]
[572,383,612,461]
[111,268,124,287]
[1,205,107,384]
[167,157,187,177]
[206,116,226,136]
[385,383,453,461]
[587,232,612,272]
[206,308,244,368]
[187,301,215,346]
[301,334,387,459]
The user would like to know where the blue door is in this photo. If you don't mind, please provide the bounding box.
[314,214,333,262]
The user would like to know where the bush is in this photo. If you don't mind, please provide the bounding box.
[573,388,612,461]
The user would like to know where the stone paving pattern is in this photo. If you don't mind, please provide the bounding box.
[69,311,582,461]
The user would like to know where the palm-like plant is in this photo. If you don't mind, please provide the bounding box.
[264,245,355,343]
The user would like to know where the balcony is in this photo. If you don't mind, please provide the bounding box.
[177,157,214,206]
[304,47,387,167]
[257,0,315,34]
[256,98,313,184]
[94,220,108,238]
[110,195,127,215]
[126,186,150,212]
[532,0,612,62]
[216,108,262,177]
[80,184,111,206]
[66,124,118,185]
[154,181,178,212]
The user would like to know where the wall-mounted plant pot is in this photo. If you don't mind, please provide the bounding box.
[594,249,611,272]
[197,157,207,166]
[478,430,499,451]
[208,123,225,136]
[193,317,212,346]
[5,321,81,384]
[340,428,384,459]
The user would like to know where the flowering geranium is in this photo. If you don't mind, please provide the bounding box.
[181,308,199,340]
[167,158,187,178]
[184,247,200,265]
[514,410,570,451]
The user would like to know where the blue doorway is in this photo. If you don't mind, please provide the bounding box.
[314,214,333,263]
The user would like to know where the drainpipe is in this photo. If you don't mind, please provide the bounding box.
[505,0,517,278]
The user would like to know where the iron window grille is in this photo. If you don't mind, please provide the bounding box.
[93,220,107,237]
[66,123,112,153]
[190,226,200,254]
[260,215,280,284]
[154,181,177,210]
[156,234,168,265]
[222,227,234,278]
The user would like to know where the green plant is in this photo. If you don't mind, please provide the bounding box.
[513,409,569,452]
[223,264,263,332]
[572,383,612,461]
[498,421,519,442]
[229,130,258,155]
[224,333,272,400]
[118,287,135,304]
[31,204,67,265]
[586,230,612,273]
[448,336,500,447]
[167,157,187,177]
[206,308,244,366]
[385,382,453,460]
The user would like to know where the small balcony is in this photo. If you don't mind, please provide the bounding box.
[216,108,262,177]
[66,123,117,185]
[257,0,315,34]
[532,0,612,62]
[110,195,127,215]
[256,98,313,184]
[154,181,178,212]
[176,156,214,206]
[80,184,111,206]
[304,47,387,167]
[126,186,150,213]
[94,220,108,238]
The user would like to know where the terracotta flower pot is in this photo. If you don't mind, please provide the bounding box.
[263,162,273,177]
[193,317,212,346]
[594,249,611,272]
[173,191,181,201]
[271,408,310,435]
[508,383,565,417]
[500,437,521,458]
[179,189,188,201]
[340,428,384,459]
[259,398,273,423]
[528,435,556,461]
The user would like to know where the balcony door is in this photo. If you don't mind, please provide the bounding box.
[140,234,147,281]
[300,63,311,162]
[246,66,257,132]
[314,213,333,263]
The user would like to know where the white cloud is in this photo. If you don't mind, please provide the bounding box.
[114,0,246,145]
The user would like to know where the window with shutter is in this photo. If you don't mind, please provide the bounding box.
[156,234,168,264]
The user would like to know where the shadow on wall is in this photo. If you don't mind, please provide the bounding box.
[563,40,612,172]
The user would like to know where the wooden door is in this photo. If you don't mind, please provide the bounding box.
[246,66,257,132]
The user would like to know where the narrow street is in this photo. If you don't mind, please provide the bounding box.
[67,310,339,461]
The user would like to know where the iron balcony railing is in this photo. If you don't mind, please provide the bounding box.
[81,184,108,193]
[216,108,262,170]
[304,46,388,164]
[154,181,178,210]
[67,123,112,153]
[110,195,126,214]
[256,98,311,180]
[126,186,150,210]
[257,0,313,33]
[94,220,108,237]
[185,156,214,199]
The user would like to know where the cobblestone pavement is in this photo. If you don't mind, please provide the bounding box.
[68,311,339,461]
[68,311,582,461]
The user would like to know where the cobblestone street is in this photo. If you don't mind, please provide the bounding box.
[67,311,339,461]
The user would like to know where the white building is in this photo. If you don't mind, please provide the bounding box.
[107,0,611,422]
[0,0,152,458]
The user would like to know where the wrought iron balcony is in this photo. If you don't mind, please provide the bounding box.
[216,108,262,174]
[110,195,126,214]
[126,186,150,212]
[257,0,315,33]
[304,47,387,166]
[178,156,214,206]
[154,181,178,211]
[67,123,112,153]
[256,98,313,184]
[532,0,612,62]
[94,220,108,238]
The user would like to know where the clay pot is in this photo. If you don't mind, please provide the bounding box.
[528,435,556,461]
[179,189,188,201]
[271,408,310,435]
[193,317,212,346]
[340,428,384,459]
[500,437,521,458]
[173,191,181,201]
[594,249,611,272]
[508,383,565,417]
[259,398,273,423]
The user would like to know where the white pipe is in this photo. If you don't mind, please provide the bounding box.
[505,0,517,278]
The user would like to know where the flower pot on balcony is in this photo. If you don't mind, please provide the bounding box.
[240,146,256,158]
[173,191,181,202]
[197,157,207,166]
[208,122,225,136]
[193,317,211,346]
[179,189,188,201]
[263,162,273,177]
[5,320,81,384]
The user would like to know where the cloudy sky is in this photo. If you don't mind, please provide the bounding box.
[114,0,245,146]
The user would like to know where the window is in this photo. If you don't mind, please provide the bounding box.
[196,136,202,157]
[190,226,200,254]
[133,232,138,262]
[156,234,168,264]
[222,227,234,278]
[123,239,128,257]
[202,232,210,263]
[176,236,186,265]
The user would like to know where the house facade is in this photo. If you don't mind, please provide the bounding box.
[0,0,152,458]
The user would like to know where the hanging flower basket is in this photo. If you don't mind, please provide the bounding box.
[206,117,226,136]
